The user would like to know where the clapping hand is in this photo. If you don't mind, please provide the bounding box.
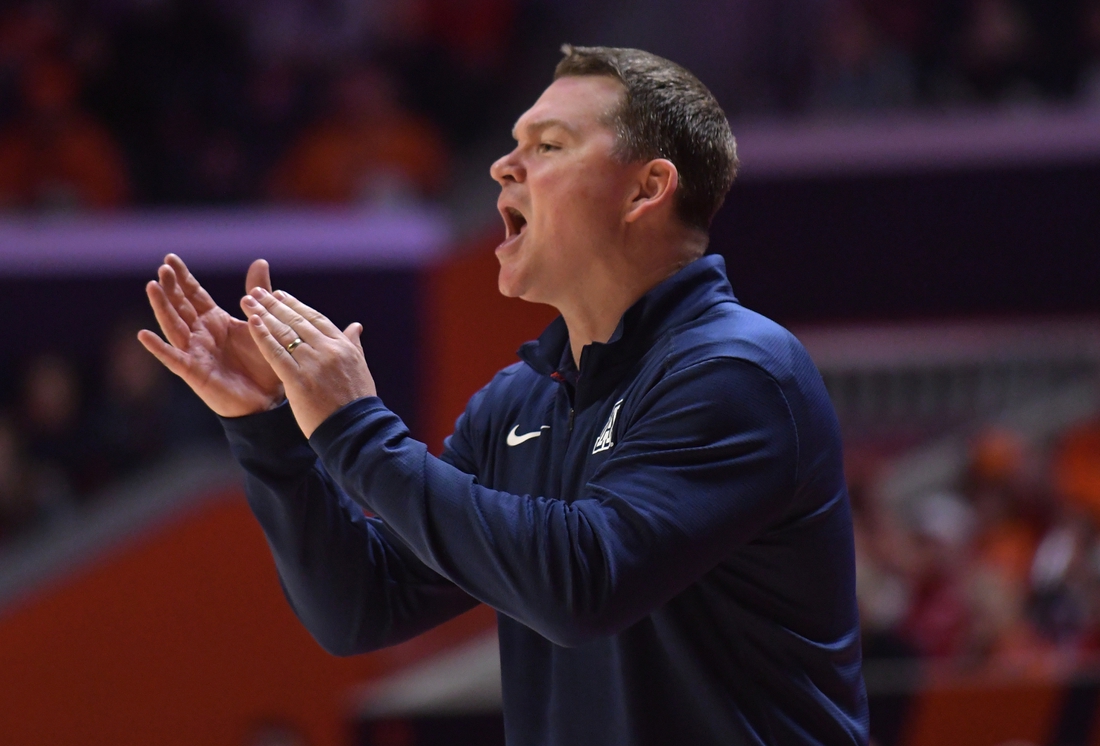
[138,254,286,417]
[241,287,376,438]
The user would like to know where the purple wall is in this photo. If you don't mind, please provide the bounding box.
[713,162,1100,324]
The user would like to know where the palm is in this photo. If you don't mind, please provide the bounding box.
[139,255,284,417]
[188,305,284,412]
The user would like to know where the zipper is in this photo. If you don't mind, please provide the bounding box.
[551,370,578,435]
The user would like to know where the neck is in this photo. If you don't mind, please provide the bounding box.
[559,249,701,369]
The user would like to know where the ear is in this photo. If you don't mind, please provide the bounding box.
[623,159,678,224]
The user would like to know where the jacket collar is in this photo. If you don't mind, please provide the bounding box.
[517,254,738,409]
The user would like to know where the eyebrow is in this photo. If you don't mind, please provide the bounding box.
[511,118,577,141]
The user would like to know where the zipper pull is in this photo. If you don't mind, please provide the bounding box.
[568,408,575,432]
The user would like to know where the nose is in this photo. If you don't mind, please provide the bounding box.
[490,148,524,185]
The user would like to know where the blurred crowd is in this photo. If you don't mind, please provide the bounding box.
[3,0,1100,668]
[0,0,515,210]
[853,415,1100,666]
[816,0,1100,112]
[0,318,219,545]
[1,0,1099,211]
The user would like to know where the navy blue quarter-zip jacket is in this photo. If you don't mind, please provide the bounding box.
[223,255,869,746]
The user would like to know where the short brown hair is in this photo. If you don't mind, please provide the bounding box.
[554,44,739,232]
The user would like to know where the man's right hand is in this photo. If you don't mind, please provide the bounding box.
[138,254,286,418]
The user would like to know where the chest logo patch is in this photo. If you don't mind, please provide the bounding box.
[506,424,549,446]
[592,399,624,454]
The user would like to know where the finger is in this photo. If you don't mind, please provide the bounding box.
[245,258,272,294]
[274,289,343,339]
[343,322,364,352]
[165,253,219,315]
[137,329,191,378]
[247,289,326,345]
[146,280,192,349]
[158,264,199,326]
[246,313,298,375]
[241,294,310,349]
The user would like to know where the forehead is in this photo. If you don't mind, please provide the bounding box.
[512,75,624,138]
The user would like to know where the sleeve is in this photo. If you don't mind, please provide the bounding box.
[220,402,479,656]
[309,357,799,647]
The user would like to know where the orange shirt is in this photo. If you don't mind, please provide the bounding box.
[0,115,129,209]
[1054,422,1100,524]
[270,114,448,205]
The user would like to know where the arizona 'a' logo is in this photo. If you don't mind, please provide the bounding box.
[592,399,624,454]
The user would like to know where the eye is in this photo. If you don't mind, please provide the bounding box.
[537,142,559,154]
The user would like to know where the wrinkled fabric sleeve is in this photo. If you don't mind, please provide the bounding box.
[310,357,798,647]
[221,402,479,656]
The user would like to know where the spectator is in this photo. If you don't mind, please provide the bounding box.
[959,0,1032,100]
[0,413,40,541]
[0,0,1094,213]
[1025,515,1095,650]
[965,428,1046,585]
[0,412,70,542]
[847,453,920,659]
[1084,0,1100,103]
[951,428,1057,661]
[850,418,1100,666]
[386,0,518,144]
[82,320,218,492]
[87,1,250,205]
[240,63,312,197]
[860,0,967,103]
[1054,417,1100,525]
[0,2,65,78]
[0,4,54,128]
[816,0,916,111]
[898,490,975,657]
[0,55,130,210]
[17,352,84,498]
[965,556,1041,664]
[269,63,448,206]
[1020,0,1089,99]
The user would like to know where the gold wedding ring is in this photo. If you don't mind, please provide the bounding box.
[286,337,303,354]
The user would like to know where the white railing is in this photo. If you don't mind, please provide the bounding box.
[798,319,1100,434]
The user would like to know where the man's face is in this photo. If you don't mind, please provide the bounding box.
[490,76,638,305]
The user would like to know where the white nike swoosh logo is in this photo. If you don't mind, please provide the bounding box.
[506,424,550,446]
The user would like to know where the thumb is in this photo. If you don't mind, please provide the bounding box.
[245,258,272,294]
[343,322,364,352]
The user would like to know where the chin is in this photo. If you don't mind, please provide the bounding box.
[496,254,553,304]
[496,262,526,299]
[498,277,522,298]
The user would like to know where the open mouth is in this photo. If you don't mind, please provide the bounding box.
[501,206,528,240]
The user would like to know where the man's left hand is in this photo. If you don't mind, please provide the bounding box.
[242,287,377,438]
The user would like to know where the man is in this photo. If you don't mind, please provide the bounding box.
[141,45,868,745]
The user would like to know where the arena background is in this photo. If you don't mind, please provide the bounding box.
[0,1,1098,745]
